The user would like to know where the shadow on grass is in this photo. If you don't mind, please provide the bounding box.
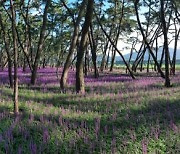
[0,93,179,153]
[0,87,113,113]
[1,84,180,116]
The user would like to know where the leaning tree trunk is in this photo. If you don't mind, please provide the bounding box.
[76,0,94,93]
[31,0,51,85]
[172,25,180,75]
[60,0,87,91]
[110,49,116,72]
[126,41,136,73]
[95,11,135,79]
[160,47,165,68]
[160,0,171,87]
[10,0,19,115]
[0,13,13,88]
[88,27,99,78]
[134,0,165,79]
[84,49,88,76]
[140,49,145,72]
[132,43,144,72]
[100,39,109,72]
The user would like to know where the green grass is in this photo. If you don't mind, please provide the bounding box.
[0,76,180,153]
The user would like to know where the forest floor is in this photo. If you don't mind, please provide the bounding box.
[0,67,180,153]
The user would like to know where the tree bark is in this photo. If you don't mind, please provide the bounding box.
[100,39,109,72]
[76,0,94,93]
[0,13,13,88]
[89,26,99,78]
[10,0,19,115]
[134,0,165,78]
[160,0,171,87]
[172,21,180,75]
[31,0,51,85]
[105,45,112,69]
[109,0,125,72]
[60,0,87,91]
[94,10,135,79]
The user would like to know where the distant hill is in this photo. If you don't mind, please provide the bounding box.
[97,48,180,65]
[115,47,180,61]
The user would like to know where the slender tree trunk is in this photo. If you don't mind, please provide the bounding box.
[160,0,171,87]
[100,40,109,72]
[172,26,180,75]
[110,0,125,72]
[154,38,158,71]
[126,44,135,73]
[133,23,161,72]
[60,0,87,91]
[89,27,99,78]
[10,0,19,115]
[160,47,165,67]
[16,25,32,71]
[84,49,88,76]
[110,49,116,72]
[19,0,32,71]
[132,43,144,72]
[134,0,165,78]
[147,53,150,73]
[43,57,46,68]
[31,0,51,85]
[0,13,13,88]
[76,0,94,93]
[95,11,135,79]
[105,45,112,69]
[140,48,145,72]
[23,55,26,72]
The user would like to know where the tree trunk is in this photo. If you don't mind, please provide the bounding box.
[160,0,171,87]
[23,55,27,72]
[60,0,87,91]
[134,0,165,78]
[100,39,109,72]
[126,44,134,73]
[140,49,145,72]
[172,25,180,75]
[110,0,125,72]
[147,53,150,73]
[88,27,99,78]
[95,11,135,79]
[84,49,88,76]
[76,0,94,93]
[132,43,144,72]
[154,38,158,71]
[105,45,112,69]
[0,13,13,88]
[10,0,19,115]
[110,49,116,72]
[31,0,51,85]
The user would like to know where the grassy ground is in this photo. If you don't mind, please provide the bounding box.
[0,68,180,153]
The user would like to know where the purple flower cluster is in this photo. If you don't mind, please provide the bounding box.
[0,67,179,153]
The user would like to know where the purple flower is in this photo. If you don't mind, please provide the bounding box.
[142,138,148,154]
[94,117,101,138]
[43,128,49,143]
[18,145,22,154]
[170,120,178,133]
[29,142,37,154]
